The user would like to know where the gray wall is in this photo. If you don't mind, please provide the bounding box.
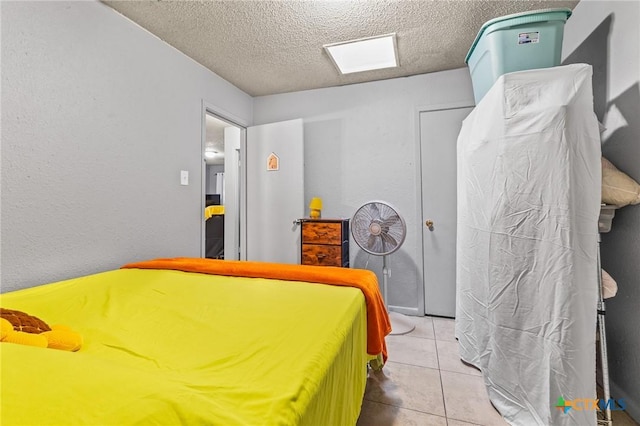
[253,69,474,313]
[563,1,640,420]
[1,1,252,292]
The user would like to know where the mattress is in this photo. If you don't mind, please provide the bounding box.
[0,267,370,425]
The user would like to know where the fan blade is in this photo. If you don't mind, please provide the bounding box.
[367,234,378,250]
[381,231,398,248]
[356,216,372,230]
[381,214,400,228]
[369,203,381,221]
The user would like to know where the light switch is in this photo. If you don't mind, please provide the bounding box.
[180,170,189,186]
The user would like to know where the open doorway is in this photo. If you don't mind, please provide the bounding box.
[203,111,244,260]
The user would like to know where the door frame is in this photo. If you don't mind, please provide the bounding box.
[414,101,475,318]
[201,100,249,260]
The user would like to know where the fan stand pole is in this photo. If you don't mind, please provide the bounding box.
[383,255,416,335]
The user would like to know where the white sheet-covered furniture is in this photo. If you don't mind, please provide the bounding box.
[456,64,601,425]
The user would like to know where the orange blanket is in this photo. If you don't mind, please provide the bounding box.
[122,258,391,361]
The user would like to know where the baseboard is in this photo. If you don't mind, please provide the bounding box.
[388,305,420,316]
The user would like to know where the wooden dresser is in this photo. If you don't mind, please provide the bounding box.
[300,219,349,267]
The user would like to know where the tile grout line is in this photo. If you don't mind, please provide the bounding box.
[432,318,452,425]
[385,359,441,371]
[391,334,436,341]
[429,331,483,377]
[362,398,449,422]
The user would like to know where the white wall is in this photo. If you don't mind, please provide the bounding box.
[1,1,252,292]
[253,69,474,313]
[563,1,640,421]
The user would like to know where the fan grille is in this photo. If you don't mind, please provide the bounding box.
[351,201,406,255]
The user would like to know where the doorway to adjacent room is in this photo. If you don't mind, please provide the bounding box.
[202,106,304,265]
[203,111,243,261]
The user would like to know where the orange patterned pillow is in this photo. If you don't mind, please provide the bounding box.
[0,308,51,333]
[0,308,82,351]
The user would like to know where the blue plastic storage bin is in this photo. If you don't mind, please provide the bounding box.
[465,8,572,104]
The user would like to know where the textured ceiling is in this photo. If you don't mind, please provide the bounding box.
[103,0,579,97]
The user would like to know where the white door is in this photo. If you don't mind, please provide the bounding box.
[246,118,304,263]
[420,106,473,317]
[223,126,241,260]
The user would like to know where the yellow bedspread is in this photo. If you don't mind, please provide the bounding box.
[205,205,225,219]
[0,268,369,425]
[122,257,390,361]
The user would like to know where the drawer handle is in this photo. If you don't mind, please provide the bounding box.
[317,254,326,259]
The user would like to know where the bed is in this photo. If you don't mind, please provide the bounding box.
[0,258,390,425]
[205,205,225,259]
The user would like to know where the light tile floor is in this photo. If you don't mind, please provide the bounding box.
[357,316,639,426]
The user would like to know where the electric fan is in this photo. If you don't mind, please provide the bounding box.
[351,201,415,335]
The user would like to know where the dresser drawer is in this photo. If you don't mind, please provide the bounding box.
[302,244,343,267]
[299,218,349,268]
[302,222,343,245]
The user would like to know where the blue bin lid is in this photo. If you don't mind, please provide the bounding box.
[465,8,572,64]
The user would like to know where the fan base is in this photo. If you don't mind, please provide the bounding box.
[388,311,416,335]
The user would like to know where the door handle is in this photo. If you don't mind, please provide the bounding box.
[425,219,434,231]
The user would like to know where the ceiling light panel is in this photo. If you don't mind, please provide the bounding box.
[324,33,398,75]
